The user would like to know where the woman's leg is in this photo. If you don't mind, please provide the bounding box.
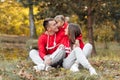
[74,47,97,75]
[83,43,92,58]
[62,50,76,69]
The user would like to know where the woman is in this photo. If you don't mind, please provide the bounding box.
[62,23,97,75]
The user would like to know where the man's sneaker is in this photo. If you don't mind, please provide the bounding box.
[89,67,97,75]
[33,64,45,71]
[70,63,79,72]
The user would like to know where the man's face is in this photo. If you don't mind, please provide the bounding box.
[48,20,58,32]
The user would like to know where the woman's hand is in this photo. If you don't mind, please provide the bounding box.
[73,40,80,49]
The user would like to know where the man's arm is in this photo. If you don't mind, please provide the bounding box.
[38,35,47,60]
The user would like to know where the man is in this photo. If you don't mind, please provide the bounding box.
[29,18,65,71]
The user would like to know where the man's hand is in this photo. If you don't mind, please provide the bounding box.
[58,44,65,50]
[44,56,52,65]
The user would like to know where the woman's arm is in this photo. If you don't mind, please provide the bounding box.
[73,40,80,49]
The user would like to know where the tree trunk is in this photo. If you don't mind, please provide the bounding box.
[87,3,96,55]
[29,3,37,39]
[114,19,120,43]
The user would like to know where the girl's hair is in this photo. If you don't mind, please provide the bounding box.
[54,15,65,22]
[68,23,82,49]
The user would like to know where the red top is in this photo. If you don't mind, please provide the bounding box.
[56,22,68,44]
[38,34,59,59]
[76,34,84,49]
[60,34,84,57]
[56,22,70,55]
[38,22,68,60]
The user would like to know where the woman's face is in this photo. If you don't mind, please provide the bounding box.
[65,25,69,35]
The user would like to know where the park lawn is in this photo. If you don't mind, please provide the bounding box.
[0,42,120,80]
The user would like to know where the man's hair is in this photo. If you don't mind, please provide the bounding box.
[43,18,54,31]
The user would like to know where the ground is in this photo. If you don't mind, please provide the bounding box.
[0,35,120,80]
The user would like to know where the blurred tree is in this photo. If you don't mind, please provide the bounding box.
[0,0,120,50]
[17,0,41,38]
[86,0,97,54]
[94,20,114,49]
[35,0,120,54]
[35,0,98,54]
[0,0,44,37]
[0,0,29,35]
[110,0,120,43]
[92,0,120,43]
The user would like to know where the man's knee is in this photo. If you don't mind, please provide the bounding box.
[29,49,38,58]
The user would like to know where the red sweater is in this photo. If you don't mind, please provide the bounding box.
[38,34,58,59]
[38,22,68,60]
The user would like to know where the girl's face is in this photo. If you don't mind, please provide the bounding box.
[56,21,61,28]
[65,25,68,35]
[56,20,64,28]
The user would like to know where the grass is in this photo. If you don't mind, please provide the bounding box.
[0,41,120,80]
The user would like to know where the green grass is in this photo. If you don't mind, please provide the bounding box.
[0,42,120,80]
